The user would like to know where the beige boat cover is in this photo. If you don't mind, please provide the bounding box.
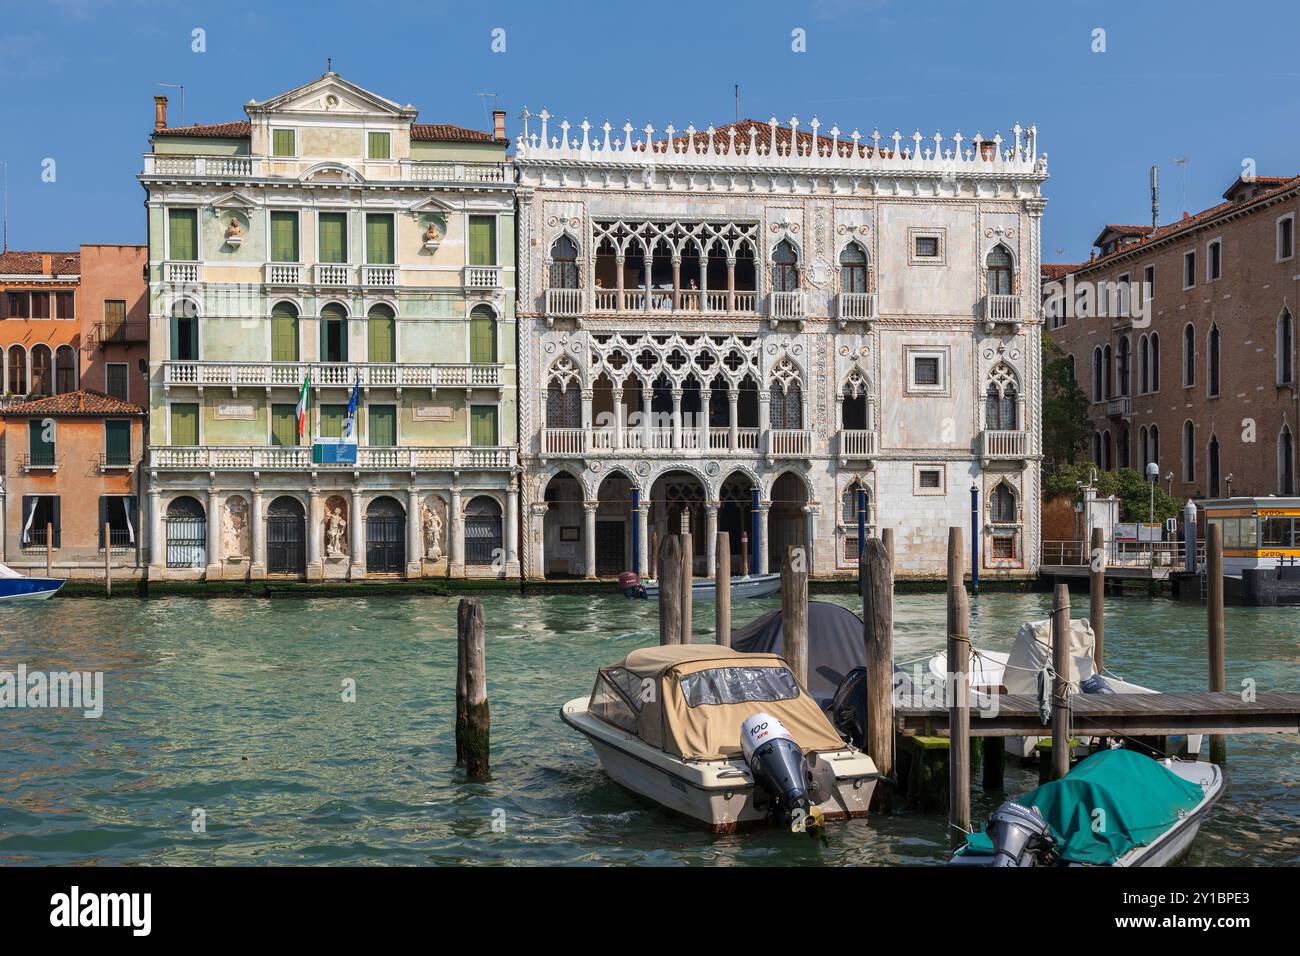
[601,644,846,760]
[1003,618,1098,696]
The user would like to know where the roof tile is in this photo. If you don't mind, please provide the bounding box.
[1,390,145,417]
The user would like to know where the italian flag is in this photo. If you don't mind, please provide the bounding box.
[296,371,310,443]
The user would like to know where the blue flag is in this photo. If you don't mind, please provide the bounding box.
[342,374,359,442]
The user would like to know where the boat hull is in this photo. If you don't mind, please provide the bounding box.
[0,578,64,601]
[639,573,781,602]
[562,697,875,833]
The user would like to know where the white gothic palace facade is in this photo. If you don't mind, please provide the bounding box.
[514,114,1047,580]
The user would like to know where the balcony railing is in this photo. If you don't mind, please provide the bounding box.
[545,288,585,317]
[361,265,398,287]
[96,321,148,347]
[20,451,57,472]
[163,261,201,284]
[836,292,877,323]
[98,452,135,472]
[314,263,353,286]
[151,445,517,471]
[464,266,502,289]
[768,429,813,457]
[768,291,807,322]
[143,154,511,186]
[838,429,879,458]
[982,294,1021,323]
[162,361,504,390]
[1106,397,1132,419]
[590,288,758,314]
[542,425,762,455]
[265,262,304,285]
[976,429,1029,459]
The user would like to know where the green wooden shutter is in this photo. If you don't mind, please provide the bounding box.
[470,312,496,364]
[470,405,497,446]
[367,131,390,159]
[366,214,394,264]
[272,128,296,156]
[271,304,299,362]
[468,216,496,265]
[319,403,347,439]
[367,311,395,362]
[270,211,299,262]
[29,420,55,466]
[170,403,199,446]
[168,209,197,260]
[368,405,396,446]
[271,404,298,446]
[104,420,131,466]
[318,213,347,264]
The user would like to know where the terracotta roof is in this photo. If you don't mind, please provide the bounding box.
[0,250,80,276]
[153,121,251,139]
[1101,224,1154,236]
[1060,174,1300,278]
[1041,262,1082,281]
[412,123,504,144]
[1,390,145,417]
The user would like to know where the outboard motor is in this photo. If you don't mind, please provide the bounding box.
[741,712,820,829]
[982,801,1057,867]
[829,666,868,748]
[618,571,645,598]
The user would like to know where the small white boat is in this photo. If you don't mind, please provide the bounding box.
[951,749,1224,867]
[562,643,877,832]
[632,572,781,602]
[925,618,1204,760]
[0,563,64,601]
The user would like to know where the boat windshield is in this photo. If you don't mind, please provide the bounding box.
[678,666,800,707]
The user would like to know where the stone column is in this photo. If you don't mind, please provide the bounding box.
[611,387,624,450]
[349,486,365,579]
[449,485,464,577]
[728,389,739,451]
[148,486,163,575]
[757,501,771,574]
[641,388,653,450]
[726,257,736,312]
[637,503,650,579]
[671,388,683,449]
[583,500,598,579]
[250,487,266,579]
[671,256,681,311]
[699,389,712,451]
[505,476,520,577]
[407,486,422,578]
[307,488,323,580]
[615,254,625,310]
[206,488,222,578]
[759,391,772,458]
[705,502,719,577]
[529,502,548,580]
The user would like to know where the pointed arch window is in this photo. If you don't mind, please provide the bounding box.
[1280,425,1295,495]
[771,239,799,292]
[1183,324,1196,387]
[985,365,1019,430]
[1150,332,1161,391]
[31,344,53,396]
[1092,347,1104,402]
[770,380,803,429]
[1149,424,1160,468]
[549,235,579,289]
[986,244,1014,295]
[1183,420,1196,482]
[1208,433,1221,496]
[990,483,1017,523]
[1117,337,1131,397]
[7,344,26,395]
[839,244,868,294]
[55,345,76,394]
[1278,309,1294,385]
[1208,324,1221,397]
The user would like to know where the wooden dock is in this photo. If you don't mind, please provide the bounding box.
[896,690,1300,738]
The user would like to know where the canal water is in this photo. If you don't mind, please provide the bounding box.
[1,591,1296,865]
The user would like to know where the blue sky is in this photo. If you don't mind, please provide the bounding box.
[3,0,1298,263]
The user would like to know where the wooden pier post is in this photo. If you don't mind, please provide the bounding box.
[456,598,490,780]
[781,545,808,688]
[948,583,971,850]
[715,532,731,646]
[947,525,963,589]
[1090,526,1105,669]
[104,522,112,597]
[862,537,894,811]
[1050,583,1072,781]
[658,535,682,646]
[1207,523,1227,765]
[680,532,693,644]
[46,522,53,577]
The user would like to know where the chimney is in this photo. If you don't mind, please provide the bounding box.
[492,109,506,142]
[154,95,168,131]
[41,253,52,275]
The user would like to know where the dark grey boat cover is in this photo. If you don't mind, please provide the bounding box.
[731,601,865,707]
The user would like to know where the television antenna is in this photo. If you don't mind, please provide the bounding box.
[159,82,185,126]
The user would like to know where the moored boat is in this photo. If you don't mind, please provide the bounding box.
[0,563,64,602]
[950,748,1224,867]
[561,643,877,832]
[622,571,781,601]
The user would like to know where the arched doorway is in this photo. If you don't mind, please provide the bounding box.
[267,495,306,574]
[465,496,503,567]
[596,472,633,577]
[719,472,755,574]
[543,471,584,578]
[768,472,809,570]
[165,495,206,568]
[650,470,706,576]
[366,495,406,573]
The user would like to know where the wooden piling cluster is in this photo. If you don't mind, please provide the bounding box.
[657,536,682,645]
[715,532,731,646]
[456,598,490,780]
[781,546,808,687]
[1050,583,1072,781]
[861,535,894,811]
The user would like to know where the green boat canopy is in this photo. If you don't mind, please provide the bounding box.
[966,749,1207,864]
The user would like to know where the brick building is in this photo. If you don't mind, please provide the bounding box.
[1043,174,1299,499]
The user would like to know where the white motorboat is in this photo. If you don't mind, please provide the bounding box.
[924,618,1204,760]
[561,643,877,833]
[950,748,1224,867]
[0,563,64,601]
[629,572,781,602]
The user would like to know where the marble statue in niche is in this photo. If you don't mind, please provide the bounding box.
[324,495,349,557]
[421,496,445,560]
[223,495,249,557]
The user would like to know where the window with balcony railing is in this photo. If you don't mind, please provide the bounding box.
[27,420,55,468]
[104,419,132,467]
